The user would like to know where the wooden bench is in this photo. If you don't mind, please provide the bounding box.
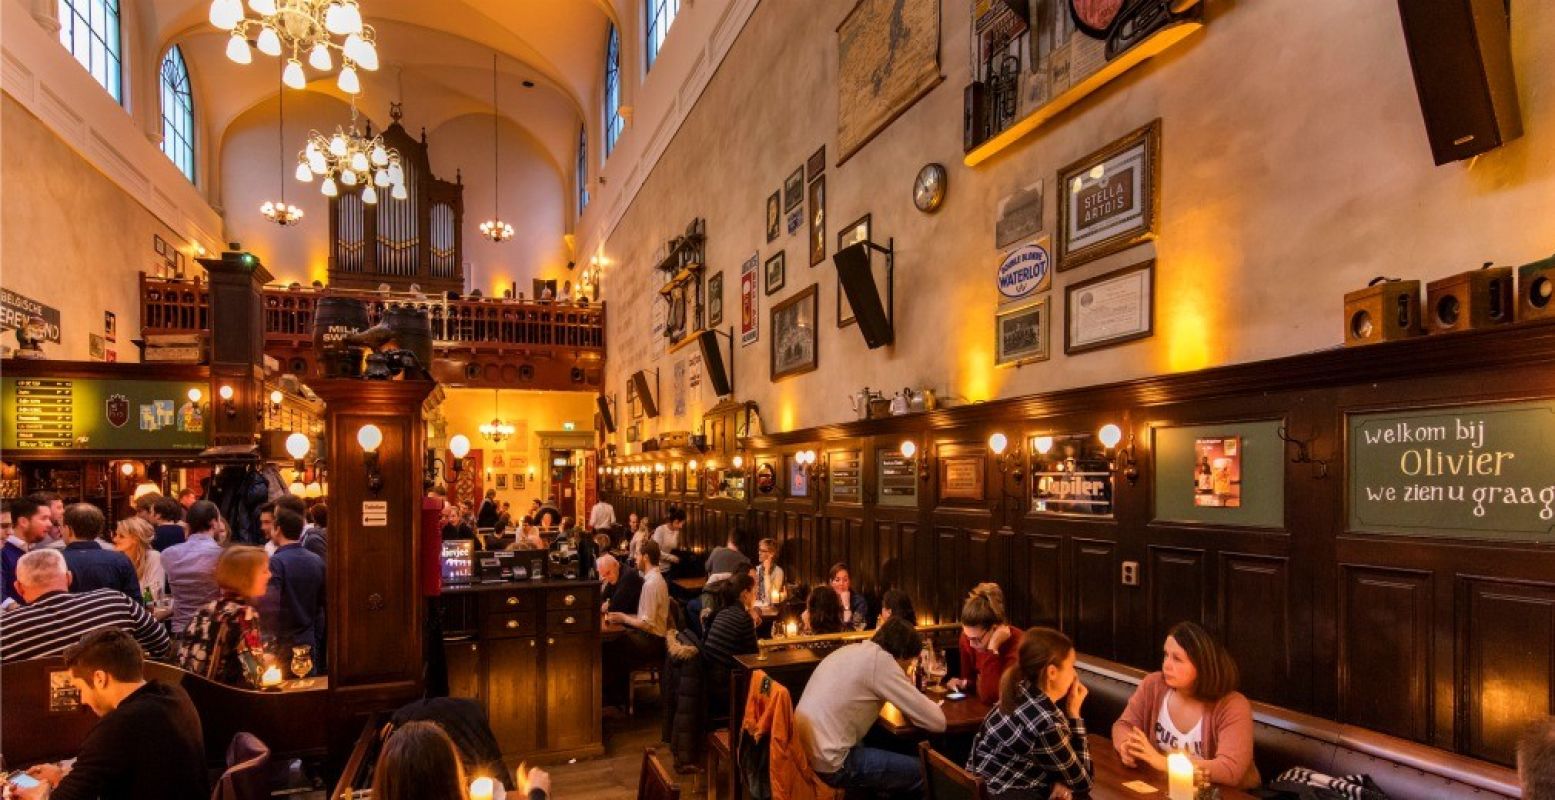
[1076,655,1520,800]
[706,728,733,800]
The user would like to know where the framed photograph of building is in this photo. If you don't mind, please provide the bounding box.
[1065,260,1154,354]
[995,296,1050,366]
[1056,119,1160,270]
[771,284,818,380]
[765,251,786,295]
[784,167,805,211]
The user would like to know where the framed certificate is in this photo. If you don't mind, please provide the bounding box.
[1066,260,1154,354]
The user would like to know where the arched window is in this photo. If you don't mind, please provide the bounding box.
[646,0,681,70]
[57,0,123,103]
[603,23,623,158]
[159,46,195,182]
[577,125,590,215]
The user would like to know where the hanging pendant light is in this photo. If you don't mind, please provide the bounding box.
[296,93,406,202]
[479,52,513,243]
[207,0,376,93]
[479,389,515,443]
[261,65,303,226]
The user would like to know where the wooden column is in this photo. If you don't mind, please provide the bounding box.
[197,250,271,448]
[309,378,435,751]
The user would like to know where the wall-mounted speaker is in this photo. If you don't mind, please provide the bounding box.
[835,242,894,349]
[1519,253,1555,322]
[596,394,616,433]
[963,82,989,152]
[1343,277,1422,347]
[1426,263,1514,334]
[1396,0,1522,165]
[630,369,659,418]
[697,330,733,397]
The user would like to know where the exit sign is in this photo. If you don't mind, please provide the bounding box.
[562,421,576,431]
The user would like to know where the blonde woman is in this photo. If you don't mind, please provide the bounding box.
[178,546,270,688]
[112,517,168,614]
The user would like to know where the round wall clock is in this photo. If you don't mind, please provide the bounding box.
[913,163,947,213]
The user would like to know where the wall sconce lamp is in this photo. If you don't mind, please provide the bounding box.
[900,439,930,481]
[1098,423,1139,484]
[269,389,284,415]
[285,431,311,474]
[118,461,136,477]
[187,387,203,405]
[358,424,384,494]
[1033,436,1055,456]
[989,432,1023,481]
[218,384,237,418]
[732,454,745,470]
[426,433,471,488]
[797,449,825,482]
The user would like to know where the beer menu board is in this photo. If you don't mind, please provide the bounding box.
[878,449,918,507]
[3,377,207,451]
[829,449,862,503]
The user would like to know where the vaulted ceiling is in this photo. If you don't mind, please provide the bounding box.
[144,0,619,178]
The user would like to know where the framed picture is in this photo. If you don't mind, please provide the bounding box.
[708,272,725,327]
[515,475,525,491]
[766,191,781,242]
[995,296,1050,366]
[837,0,943,164]
[939,454,986,502]
[1065,260,1155,354]
[1193,436,1242,508]
[495,474,508,490]
[784,167,804,211]
[807,145,826,181]
[770,284,818,380]
[764,251,786,295]
[740,253,759,346]
[836,213,870,326]
[1057,119,1161,270]
[808,175,826,266]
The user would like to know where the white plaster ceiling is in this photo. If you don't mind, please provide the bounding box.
[145,0,617,177]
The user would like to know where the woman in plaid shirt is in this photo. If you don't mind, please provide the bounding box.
[967,627,1094,799]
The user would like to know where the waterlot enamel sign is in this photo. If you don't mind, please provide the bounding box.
[998,239,1052,302]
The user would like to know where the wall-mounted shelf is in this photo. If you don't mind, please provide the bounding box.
[963,20,1202,168]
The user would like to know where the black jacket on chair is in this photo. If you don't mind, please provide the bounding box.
[661,627,706,768]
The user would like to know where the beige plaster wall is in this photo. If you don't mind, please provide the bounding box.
[593,0,1555,447]
[432,387,596,512]
[2,96,187,362]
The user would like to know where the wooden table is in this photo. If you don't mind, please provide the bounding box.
[877,690,991,736]
[1085,734,1257,799]
[673,575,708,592]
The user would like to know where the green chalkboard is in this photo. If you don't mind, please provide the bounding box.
[3,376,208,452]
[1153,420,1285,528]
[1348,401,1555,541]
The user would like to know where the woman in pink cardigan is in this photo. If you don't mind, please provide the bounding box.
[1111,621,1260,789]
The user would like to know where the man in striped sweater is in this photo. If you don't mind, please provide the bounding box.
[0,549,171,663]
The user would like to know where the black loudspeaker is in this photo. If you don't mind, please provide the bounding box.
[630,370,659,418]
[834,243,894,349]
[697,330,733,397]
[963,82,989,152]
[596,394,616,433]
[1396,0,1521,165]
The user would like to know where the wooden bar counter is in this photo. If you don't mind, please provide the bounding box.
[438,579,602,763]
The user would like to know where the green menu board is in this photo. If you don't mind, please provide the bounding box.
[1348,401,1555,541]
[3,376,209,452]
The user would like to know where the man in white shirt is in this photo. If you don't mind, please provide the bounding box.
[794,617,946,795]
[602,540,669,708]
[651,508,685,573]
[586,499,616,532]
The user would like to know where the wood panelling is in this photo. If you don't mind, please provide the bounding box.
[1461,578,1555,764]
[1339,566,1433,742]
[1218,553,1292,706]
[1020,533,1064,629]
[1148,546,1207,650]
[1073,538,1120,659]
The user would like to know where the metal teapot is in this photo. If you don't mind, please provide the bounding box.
[849,387,884,420]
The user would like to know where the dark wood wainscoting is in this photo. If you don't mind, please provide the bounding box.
[601,319,1555,764]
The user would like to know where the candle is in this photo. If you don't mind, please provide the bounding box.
[785,620,799,637]
[260,666,283,689]
[1166,753,1194,800]
[470,776,494,800]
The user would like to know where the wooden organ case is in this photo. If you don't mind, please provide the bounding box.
[329,103,464,295]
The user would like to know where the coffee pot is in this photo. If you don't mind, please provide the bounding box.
[849,387,884,420]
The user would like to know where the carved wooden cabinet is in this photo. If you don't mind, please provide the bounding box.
[440,581,602,762]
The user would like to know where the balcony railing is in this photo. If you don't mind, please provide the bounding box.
[140,273,606,353]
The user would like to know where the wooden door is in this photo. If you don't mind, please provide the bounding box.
[485,637,540,757]
[544,633,600,750]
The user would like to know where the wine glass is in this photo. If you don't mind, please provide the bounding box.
[290,645,314,679]
[925,649,948,689]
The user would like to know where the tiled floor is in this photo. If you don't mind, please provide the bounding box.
[543,687,705,800]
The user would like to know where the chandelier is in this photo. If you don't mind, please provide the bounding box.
[210,0,379,94]
[294,98,405,203]
[261,67,303,225]
[479,53,513,242]
[479,389,515,443]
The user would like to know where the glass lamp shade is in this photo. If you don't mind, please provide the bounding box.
[349,151,369,173]
[340,169,357,186]
[308,42,333,71]
[361,184,378,204]
[285,432,311,460]
[449,434,471,459]
[391,182,407,200]
[248,0,277,14]
[210,0,244,29]
[282,59,307,89]
[1098,424,1124,449]
[988,432,1009,455]
[225,33,252,64]
[357,424,383,452]
[328,134,348,157]
[295,161,314,182]
[336,64,360,94]
[324,1,363,35]
[256,26,282,57]
[321,177,339,197]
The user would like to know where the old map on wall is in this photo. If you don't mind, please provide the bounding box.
[837,0,944,164]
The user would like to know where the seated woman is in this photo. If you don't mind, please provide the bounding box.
[177,546,270,688]
[828,562,869,629]
[801,585,846,635]
[948,583,1022,704]
[877,589,916,626]
[112,517,167,612]
[1112,621,1259,789]
[754,537,785,606]
[967,627,1093,799]
[506,521,545,551]
[628,518,652,564]
[701,573,759,723]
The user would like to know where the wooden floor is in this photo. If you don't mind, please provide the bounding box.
[543,686,705,800]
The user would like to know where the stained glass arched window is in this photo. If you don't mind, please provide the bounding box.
[57,0,123,103]
[159,46,195,182]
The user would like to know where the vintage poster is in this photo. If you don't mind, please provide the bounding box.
[1193,436,1242,508]
[740,252,759,346]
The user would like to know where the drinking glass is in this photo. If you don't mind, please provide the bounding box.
[290,645,314,679]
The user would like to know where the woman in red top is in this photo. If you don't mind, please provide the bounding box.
[947,582,1022,704]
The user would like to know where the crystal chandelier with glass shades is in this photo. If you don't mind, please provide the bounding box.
[479,389,515,443]
[478,53,513,242]
[294,98,405,203]
[261,69,303,225]
[210,0,379,94]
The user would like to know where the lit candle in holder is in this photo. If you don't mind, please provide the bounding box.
[1166,753,1194,800]
[469,777,495,800]
[785,620,799,637]
[260,666,283,689]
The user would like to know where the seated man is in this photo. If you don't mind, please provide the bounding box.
[1,549,171,662]
[598,554,643,615]
[149,496,186,552]
[263,508,326,672]
[59,504,139,600]
[704,529,752,582]
[793,616,946,795]
[17,629,208,800]
[601,540,669,707]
